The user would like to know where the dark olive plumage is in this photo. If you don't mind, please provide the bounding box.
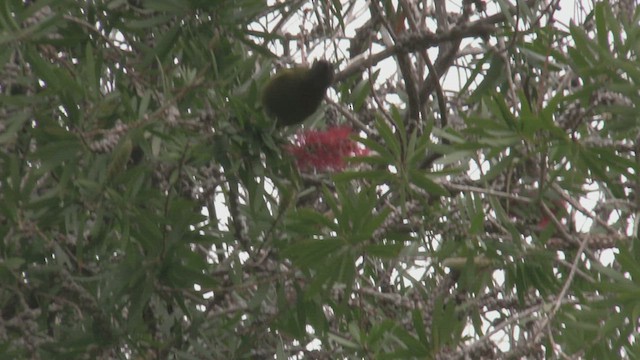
[262,60,334,127]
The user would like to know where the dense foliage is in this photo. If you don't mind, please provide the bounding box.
[1,0,639,359]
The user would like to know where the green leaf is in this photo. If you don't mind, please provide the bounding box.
[364,243,403,258]
[374,114,402,161]
[84,43,98,98]
[409,169,449,197]
[332,169,394,183]
[467,194,485,235]
[351,70,378,111]
[595,3,608,50]
[433,150,472,166]
[328,332,359,349]
[282,238,344,269]
[0,111,29,145]
[107,138,133,182]
[468,55,505,103]
[288,208,337,233]
[569,23,597,67]
[30,140,83,173]
[124,14,176,29]
[616,247,640,283]
[141,25,181,67]
[591,262,629,284]
[24,46,83,100]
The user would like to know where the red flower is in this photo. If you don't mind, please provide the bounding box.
[286,126,369,171]
[537,199,567,230]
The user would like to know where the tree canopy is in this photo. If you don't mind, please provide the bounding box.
[1,0,640,359]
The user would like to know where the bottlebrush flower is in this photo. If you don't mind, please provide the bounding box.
[537,199,567,230]
[286,126,369,171]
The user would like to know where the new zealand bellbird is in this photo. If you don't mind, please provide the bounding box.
[262,60,334,127]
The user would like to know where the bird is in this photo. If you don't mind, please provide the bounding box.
[261,60,333,127]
